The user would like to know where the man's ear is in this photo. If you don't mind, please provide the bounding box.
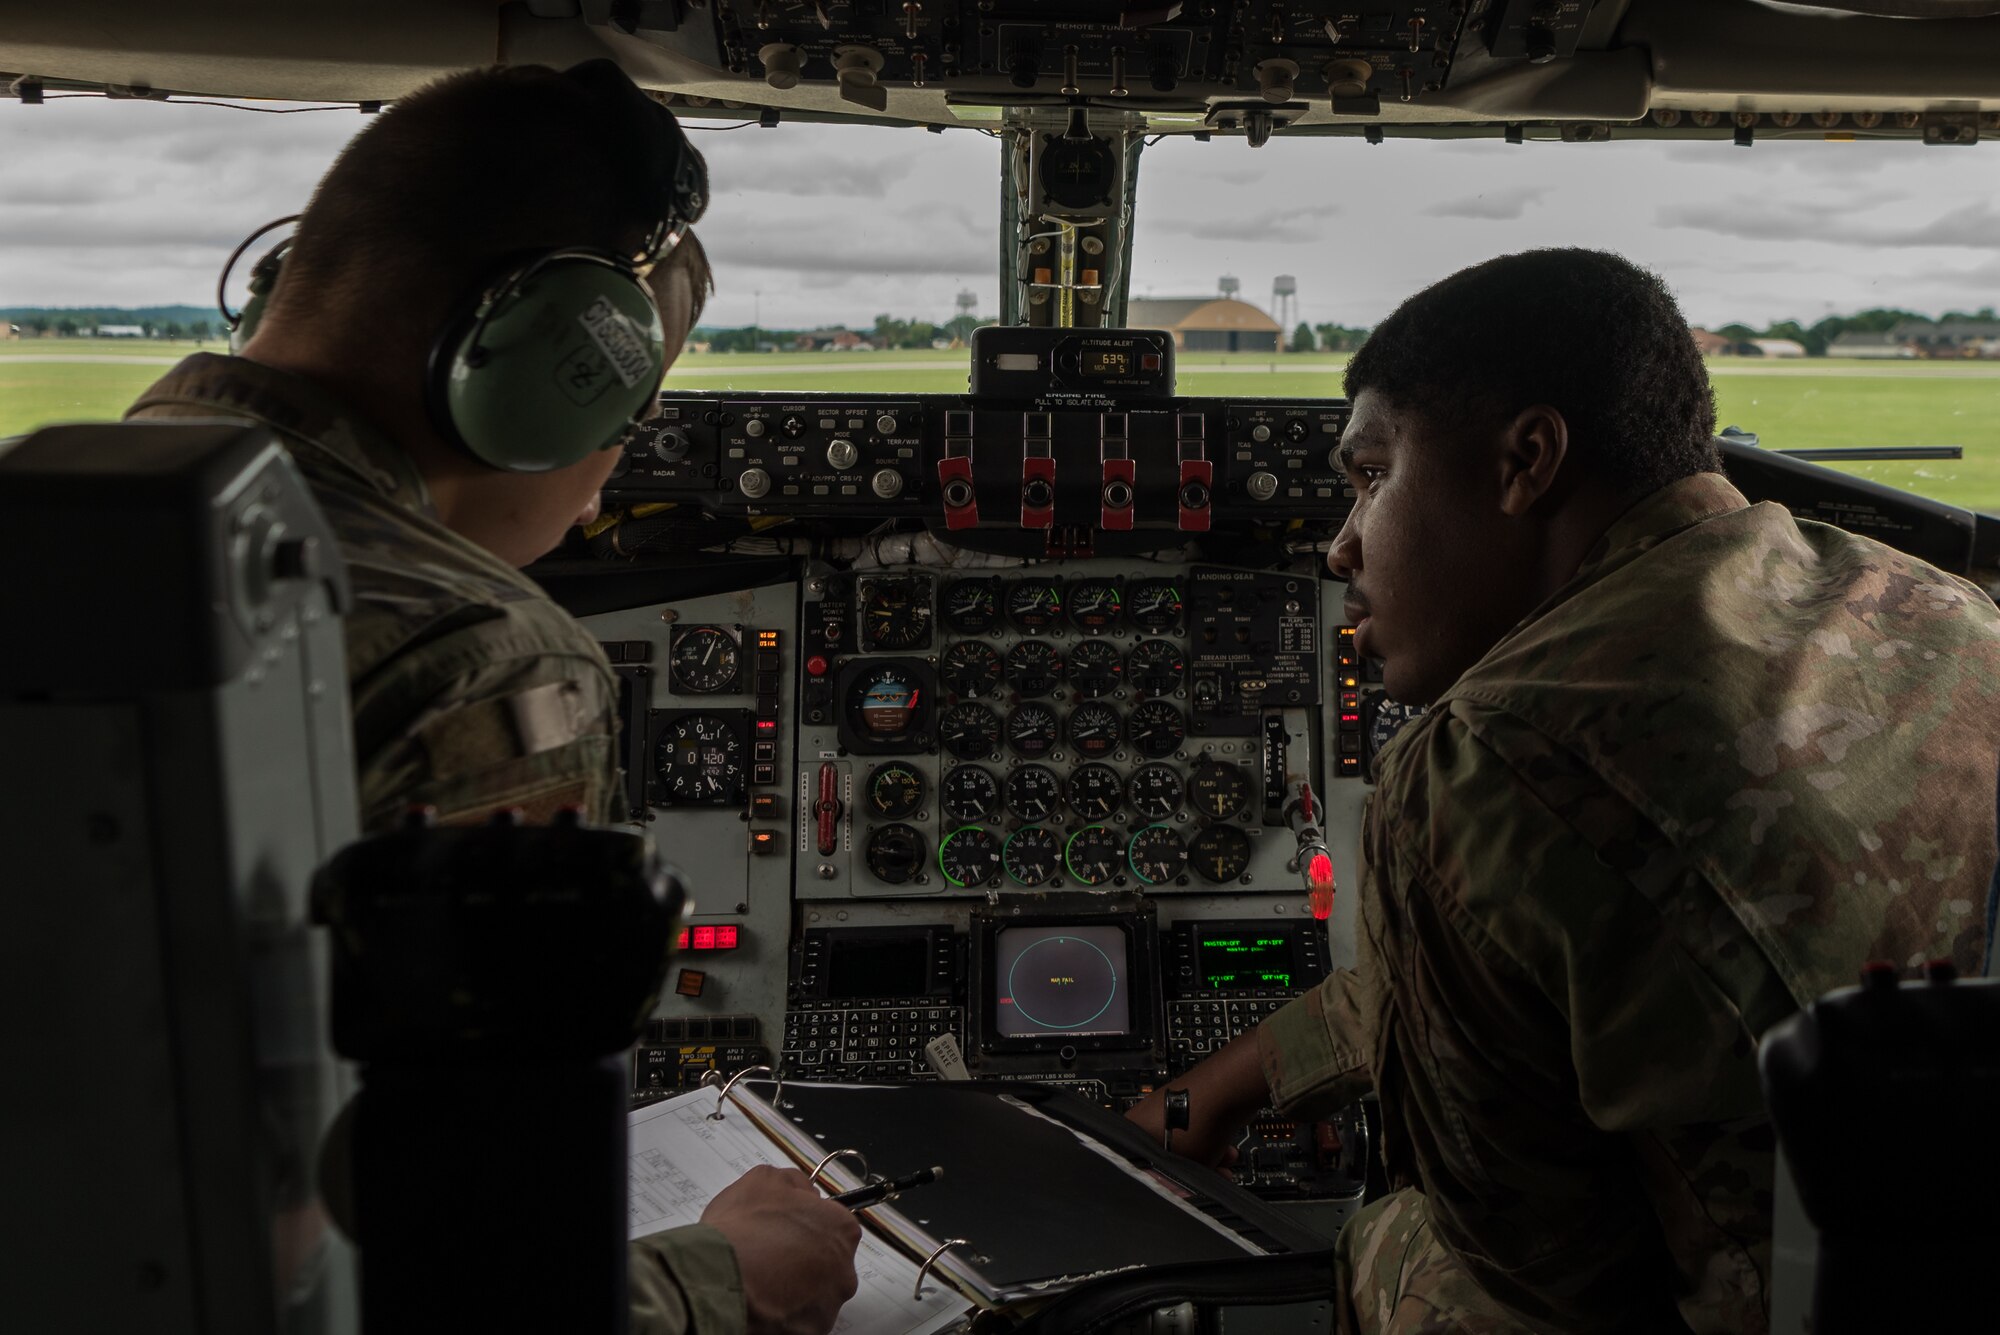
[1496,404,1568,518]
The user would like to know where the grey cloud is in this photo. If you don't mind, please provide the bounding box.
[1658,197,2000,248]
[1426,185,1548,220]
[1156,205,1333,245]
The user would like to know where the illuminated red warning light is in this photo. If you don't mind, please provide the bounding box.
[692,926,716,950]
[677,925,743,951]
[1307,853,1336,920]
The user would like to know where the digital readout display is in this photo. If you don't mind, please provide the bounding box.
[826,936,930,999]
[994,925,1131,1037]
[1081,348,1131,377]
[1194,930,1297,991]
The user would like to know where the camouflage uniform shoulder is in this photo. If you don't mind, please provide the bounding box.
[128,355,620,828]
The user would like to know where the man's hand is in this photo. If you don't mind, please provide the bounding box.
[700,1165,862,1335]
[1126,1031,1274,1171]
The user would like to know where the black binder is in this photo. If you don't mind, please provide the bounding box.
[729,1079,1338,1327]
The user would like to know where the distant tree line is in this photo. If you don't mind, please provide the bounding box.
[1714,306,1999,357]
[3,305,219,340]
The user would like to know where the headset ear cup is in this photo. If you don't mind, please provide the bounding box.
[433,256,665,473]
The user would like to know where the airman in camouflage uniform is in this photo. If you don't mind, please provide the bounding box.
[1132,249,2000,1333]
[127,61,860,1335]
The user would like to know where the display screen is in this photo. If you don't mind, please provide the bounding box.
[1082,348,1131,377]
[1193,929,1299,991]
[993,924,1131,1038]
[826,935,931,999]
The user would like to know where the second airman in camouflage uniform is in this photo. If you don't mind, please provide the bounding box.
[1132,249,2000,1334]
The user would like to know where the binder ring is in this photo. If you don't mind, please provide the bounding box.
[809,1148,870,1189]
[912,1238,971,1301]
[710,1064,779,1120]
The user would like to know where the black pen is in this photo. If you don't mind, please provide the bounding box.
[831,1165,944,1211]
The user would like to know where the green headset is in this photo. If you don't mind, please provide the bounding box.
[218,60,706,475]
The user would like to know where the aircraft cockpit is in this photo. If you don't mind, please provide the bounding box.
[4,3,1999,1333]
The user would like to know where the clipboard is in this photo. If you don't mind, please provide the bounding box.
[710,1076,1340,1328]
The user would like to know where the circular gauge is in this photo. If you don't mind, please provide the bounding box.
[1126,700,1186,759]
[1006,703,1060,759]
[938,825,1003,888]
[1065,763,1123,821]
[1065,639,1123,698]
[1038,133,1118,210]
[654,714,745,804]
[866,762,926,819]
[942,578,1002,634]
[842,663,931,747]
[1004,640,1062,697]
[1063,825,1125,887]
[1127,763,1183,821]
[860,577,933,651]
[865,823,927,884]
[1361,694,1427,782]
[941,640,1003,698]
[1126,639,1185,694]
[942,765,1000,822]
[1066,702,1122,760]
[1005,764,1063,821]
[1127,825,1189,886]
[1003,826,1062,887]
[668,626,739,693]
[1067,579,1123,633]
[1189,824,1253,884]
[1187,760,1251,820]
[1126,578,1184,631]
[939,702,1001,760]
[1007,579,1065,632]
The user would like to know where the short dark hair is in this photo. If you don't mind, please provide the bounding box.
[269,63,710,331]
[1344,249,1719,496]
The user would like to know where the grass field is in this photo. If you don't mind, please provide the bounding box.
[5,340,1996,512]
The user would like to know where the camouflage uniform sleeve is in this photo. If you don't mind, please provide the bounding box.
[349,617,622,831]
[629,1227,747,1335]
[1256,954,1379,1118]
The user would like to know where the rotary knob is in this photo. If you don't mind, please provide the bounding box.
[738,467,772,500]
[827,438,860,470]
[1250,423,1273,443]
[1245,471,1279,502]
[652,427,690,462]
[745,418,768,438]
[871,469,905,499]
[875,414,899,436]
[759,43,804,90]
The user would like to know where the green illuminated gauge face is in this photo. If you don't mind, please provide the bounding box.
[941,640,1003,697]
[867,762,926,820]
[939,702,1001,760]
[1064,825,1125,887]
[1003,826,1062,886]
[1005,764,1062,821]
[1126,579,1183,631]
[1187,759,1251,820]
[1006,702,1060,759]
[668,625,740,693]
[1066,701,1121,760]
[1067,579,1122,632]
[942,577,1001,634]
[860,577,933,651]
[1065,639,1123,698]
[1065,763,1122,821]
[865,823,927,884]
[1125,639,1184,695]
[1127,824,1189,886]
[938,825,1003,888]
[1004,640,1062,697]
[941,765,1000,823]
[1007,579,1065,631]
[1189,823,1253,885]
[1126,763,1183,821]
[1127,700,1186,759]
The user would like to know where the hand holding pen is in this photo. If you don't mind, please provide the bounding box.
[831,1165,944,1211]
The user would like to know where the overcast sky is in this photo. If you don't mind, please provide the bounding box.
[2,94,1997,331]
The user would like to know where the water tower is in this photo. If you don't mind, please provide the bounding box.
[1218,275,1241,299]
[956,288,977,319]
[1272,275,1299,334]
